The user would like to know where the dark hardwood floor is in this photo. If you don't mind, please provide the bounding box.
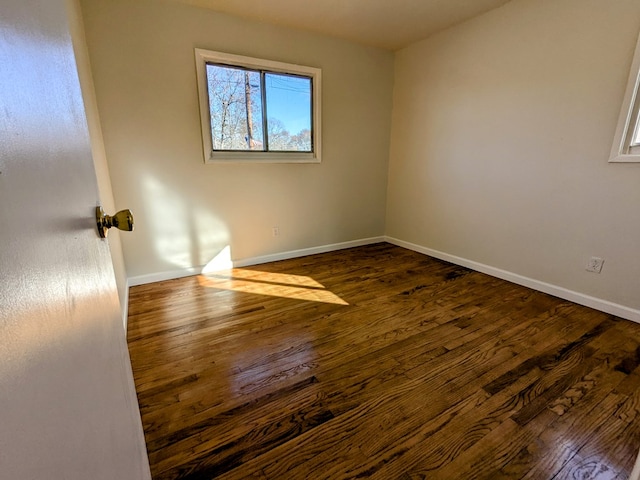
[127,243,640,479]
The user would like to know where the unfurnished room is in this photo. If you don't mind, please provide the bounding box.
[2,0,640,479]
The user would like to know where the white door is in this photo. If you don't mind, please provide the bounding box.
[0,0,150,478]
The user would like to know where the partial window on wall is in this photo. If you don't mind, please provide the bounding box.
[610,32,640,163]
[195,49,322,163]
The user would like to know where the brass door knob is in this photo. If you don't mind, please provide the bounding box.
[96,206,134,238]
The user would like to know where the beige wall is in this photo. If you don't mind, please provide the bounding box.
[68,0,129,321]
[387,0,640,312]
[80,0,394,279]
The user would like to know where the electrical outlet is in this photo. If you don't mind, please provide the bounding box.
[272,226,280,237]
[586,256,604,273]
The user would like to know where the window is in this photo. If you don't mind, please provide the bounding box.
[195,49,321,163]
[610,32,640,163]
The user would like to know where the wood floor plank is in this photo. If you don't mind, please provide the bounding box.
[126,243,640,479]
[365,322,621,478]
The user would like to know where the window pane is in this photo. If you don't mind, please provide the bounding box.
[265,73,312,152]
[206,64,264,151]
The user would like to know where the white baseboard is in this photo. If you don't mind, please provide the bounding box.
[127,236,385,287]
[385,236,640,324]
[128,266,204,287]
[232,236,386,267]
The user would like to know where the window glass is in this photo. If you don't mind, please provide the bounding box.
[265,73,312,152]
[206,65,264,151]
[205,66,313,153]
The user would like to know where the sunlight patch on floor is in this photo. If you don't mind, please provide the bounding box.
[197,270,348,305]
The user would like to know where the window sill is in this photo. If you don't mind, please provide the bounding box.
[609,153,640,163]
[206,151,321,164]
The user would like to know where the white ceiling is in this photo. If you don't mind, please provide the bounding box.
[166,0,512,51]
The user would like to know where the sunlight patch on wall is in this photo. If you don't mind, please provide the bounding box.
[142,175,230,269]
[201,245,234,272]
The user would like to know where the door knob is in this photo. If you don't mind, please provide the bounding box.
[96,206,134,238]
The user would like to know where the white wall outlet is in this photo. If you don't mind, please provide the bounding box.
[272,226,280,237]
[586,256,604,273]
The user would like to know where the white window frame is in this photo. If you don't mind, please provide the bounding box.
[610,32,640,163]
[195,48,322,164]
